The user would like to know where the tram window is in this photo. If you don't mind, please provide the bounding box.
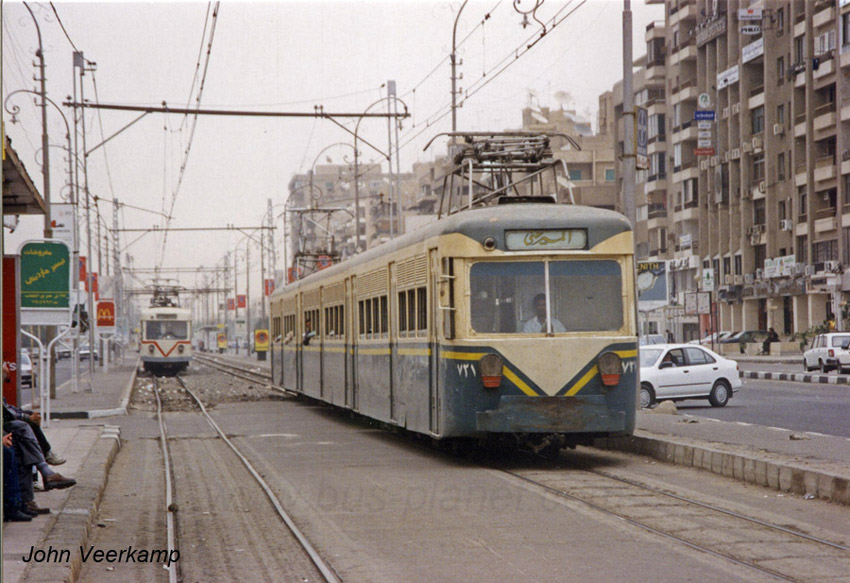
[146,321,188,340]
[272,316,281,338]
[338,306,345,336]
[398,292,408,334]
[550,261,622,331]
[416,287,427,334]
[470,262,544,333]
[380,295,388,336]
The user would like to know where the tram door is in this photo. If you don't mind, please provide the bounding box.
[347,276,357,410]
[428,249,441,434]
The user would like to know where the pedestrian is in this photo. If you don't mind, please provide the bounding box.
[665,329,674,343]
[763,327,780,355]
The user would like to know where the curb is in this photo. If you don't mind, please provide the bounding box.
[593,431,850,506]
[21,425,122,583]
[741,370,850,385]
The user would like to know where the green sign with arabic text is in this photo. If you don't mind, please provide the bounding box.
[20,241,70,309]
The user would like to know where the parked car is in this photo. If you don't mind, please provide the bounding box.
[79,345,99,361]
[19,353,34,388]
[639,343,741,409]
[55,342,72,360]
[720,330,768,344]
[639,334,666,345]
[689,331,737,345]
[803,333,850,373]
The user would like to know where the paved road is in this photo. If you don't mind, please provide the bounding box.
[672,377,850,438]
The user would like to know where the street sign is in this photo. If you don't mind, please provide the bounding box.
[741,25,761,35]
[20,241,71,310]
[254,329,269,352]
[694,110,716,121]
[698,93,711,109]
[695,147,715,156]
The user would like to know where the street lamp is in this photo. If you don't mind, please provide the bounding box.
[354,95,409,251]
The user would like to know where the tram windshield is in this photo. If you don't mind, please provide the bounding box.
[145,321,189,340]
[469,260,624,334]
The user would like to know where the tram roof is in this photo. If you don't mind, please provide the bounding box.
[275,203,631,296]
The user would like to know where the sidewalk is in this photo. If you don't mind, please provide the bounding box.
[2,359,135,583]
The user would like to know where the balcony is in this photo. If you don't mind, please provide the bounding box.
[795,163,807,187]
[815,215,837,233]
[813,5,835,28]
[814,105,837,134]
[647,203,667,219]
[815,155,836,182]
[814,56,835,81]
[670,43,697,66]
[748,86,765,110]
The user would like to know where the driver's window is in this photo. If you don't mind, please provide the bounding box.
[663,348,685,366]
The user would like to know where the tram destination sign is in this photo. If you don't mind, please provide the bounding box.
[505,229,587,251]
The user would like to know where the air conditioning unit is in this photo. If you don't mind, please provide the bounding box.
[733,103,742,115]
[734,274,743,285]
[773,123,784,135]
[741,188,752,200]
[805,265,815,276]
[759,181,766,193]
[722,107,730,119]
[730,148,741,159]
[843,150,850,162]
[744,273,754,284]
[756,268,764,279]
[752,135,763,150]
[724,274,733,284]
[700,159,709,170]
[780,219,793,231]
[724,151,730,162]
[711,155,719,166]
[825,260,840,272]
[742,140,754,152]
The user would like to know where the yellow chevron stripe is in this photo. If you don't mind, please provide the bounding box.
[501,366,537,397]
[564,365,598,396]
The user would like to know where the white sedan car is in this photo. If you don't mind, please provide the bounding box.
[639,343,741,409]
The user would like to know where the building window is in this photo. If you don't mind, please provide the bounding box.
[778,152,786,181]
[797,235,808,264]
[754,199,766,226]
[779,199,787,221]
[799,187,807,218]
[569,169,583,181]
[844,228,850,265]
[795,35,805,64]
[777,56,785,83]
[813,240,838,262]
[735,254,742,275]
[777,7,784,37]
[673,143,683,171]
[753,153,765,182]
[844,174,850,205]
[723,256,731,277]
[843,13,850,48]
[751,106,765,135]
[605,168,615,182]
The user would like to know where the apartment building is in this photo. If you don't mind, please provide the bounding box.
[617,0,850,338]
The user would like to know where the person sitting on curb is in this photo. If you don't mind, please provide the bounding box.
[3,432,37,522]
[762,328,780,355]
[3,397,65,465]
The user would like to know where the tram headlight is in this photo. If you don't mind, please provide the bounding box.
[178,344,185,354]
[479,353,503,388]
[482,236,497,251]
[596,352,621,387]
[148,344,155,354]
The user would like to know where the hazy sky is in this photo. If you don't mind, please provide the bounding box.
[3,0,662,297]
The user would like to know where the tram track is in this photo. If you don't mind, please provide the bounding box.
[184,355,850,581]
[192,352,280,391]
[151,372,340,583]
[496,453,850,583]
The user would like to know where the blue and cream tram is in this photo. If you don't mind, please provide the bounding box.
[270,202,637,445]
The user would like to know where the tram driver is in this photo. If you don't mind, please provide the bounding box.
[522,293,566,333]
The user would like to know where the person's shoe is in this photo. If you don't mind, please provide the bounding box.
[45,451,66,465]
[43,473,76,490]
[19,505,39,517]
[4,509,33,522]
[25,500,50,515]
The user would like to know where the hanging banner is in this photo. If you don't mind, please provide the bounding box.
[227,298,235,310]
[264,278,275,296]
[237,294,247,308]
[79,256,87,283]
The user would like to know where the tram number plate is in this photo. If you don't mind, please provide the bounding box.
[505,229,587,251]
